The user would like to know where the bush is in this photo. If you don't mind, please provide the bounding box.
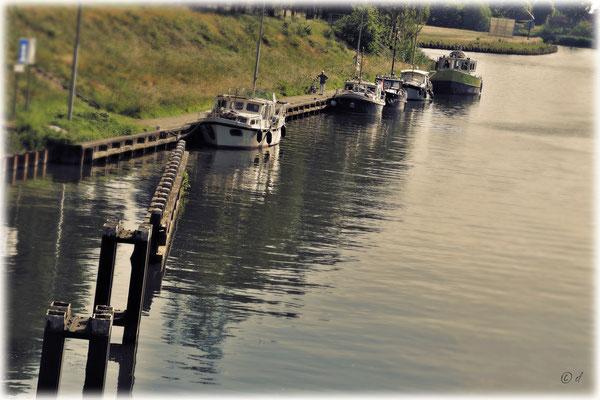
[295,22,312,37]
[570,20,593,38]
[556,35,594,48]
[322,28,333,39]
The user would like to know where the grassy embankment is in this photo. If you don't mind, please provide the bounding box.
[6,7,422,153]
[418,25,557,55]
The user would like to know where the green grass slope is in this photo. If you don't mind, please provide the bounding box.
[6,6,429,152]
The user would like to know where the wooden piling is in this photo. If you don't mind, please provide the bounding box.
[93,219,119,309]
[123,224,152,344]
[36,141,190,394]
[83,306,114,394]
[37,301,70,395]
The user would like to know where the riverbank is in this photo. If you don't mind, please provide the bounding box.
[7,6,421,154]
[419,25,557,55]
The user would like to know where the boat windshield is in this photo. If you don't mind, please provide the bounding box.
[381,80,401,90]
[401,72,426,83]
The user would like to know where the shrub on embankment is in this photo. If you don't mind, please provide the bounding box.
[7,6,421,152]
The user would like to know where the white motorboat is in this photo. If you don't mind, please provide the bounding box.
[400,69,433,101]
[200,89,288,149]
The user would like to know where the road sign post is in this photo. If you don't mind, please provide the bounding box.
[16,38,36,115]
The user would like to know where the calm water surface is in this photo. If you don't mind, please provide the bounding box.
[3,46,594,395]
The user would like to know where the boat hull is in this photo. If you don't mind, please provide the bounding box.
[405,84,432,101]
[330,94,384,115]
[200,119,283,149]
[383,91,407,108]
[430,69,482,95]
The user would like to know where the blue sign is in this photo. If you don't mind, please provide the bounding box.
[18,38,29,64]
[17,38,35,65]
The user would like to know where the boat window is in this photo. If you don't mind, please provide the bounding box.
[392,81,400,89]
[470,63,475,70]
[444,60,450,68]
[250,120,256,125]
[230,129,243,136]
[246,103,260,112]
[216,99,226,108]
[461,62,468,70]
[238,116,247,123]
[454,61,459,69]
[344,84,353,90]
[234,102,244,110]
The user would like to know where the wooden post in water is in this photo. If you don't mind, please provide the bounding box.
[83,305,114,394]
[93,219,119,309]
[123,224,152,344]
[37,301,70,395]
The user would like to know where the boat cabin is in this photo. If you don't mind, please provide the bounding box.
[400,69,429,85]
[435,50,477,73]
[375,76,402,91]
[343,80,384,98]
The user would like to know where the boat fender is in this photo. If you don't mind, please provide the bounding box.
[266,131,272,145]
[281,125,286,138]
[256,131,263,143]
[331,99,337,106]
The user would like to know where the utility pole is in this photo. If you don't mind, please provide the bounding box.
[252,2,265,95]
[68,5,82,121]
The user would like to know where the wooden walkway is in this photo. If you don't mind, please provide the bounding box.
[4,90,335,167]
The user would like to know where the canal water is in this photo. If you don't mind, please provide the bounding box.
[3,46,594,395]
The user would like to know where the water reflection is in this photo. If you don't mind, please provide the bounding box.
[431,94,481,117]
[4,151,173,394]
[136,112,416,389]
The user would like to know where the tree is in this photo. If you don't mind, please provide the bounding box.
[429,2,463,29]
[556,1,591,23]
[490,1,532,20]
[332,6,385,54]
[463,3,493,32]
[531,0,555,25]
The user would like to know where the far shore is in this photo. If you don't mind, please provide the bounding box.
[419,25,557,55]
